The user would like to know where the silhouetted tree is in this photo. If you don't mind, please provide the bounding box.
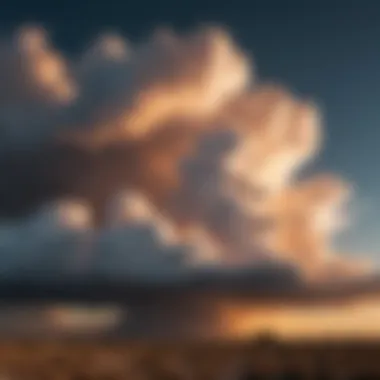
[279,370,303,380]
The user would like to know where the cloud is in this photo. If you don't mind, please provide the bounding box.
[0,25,76,148]
[0,24,373,287]
[0,199,92,280]
[92,191,192,281]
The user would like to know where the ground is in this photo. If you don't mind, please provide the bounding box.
[0,339,378,379]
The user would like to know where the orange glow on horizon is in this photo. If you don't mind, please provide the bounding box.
[219,300,380,340]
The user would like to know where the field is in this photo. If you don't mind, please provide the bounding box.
[0,339,379,379]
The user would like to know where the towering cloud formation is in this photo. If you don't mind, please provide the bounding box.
[0,25,371,283]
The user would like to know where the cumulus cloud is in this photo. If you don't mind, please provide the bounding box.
[0,199,92,279]
[0,25,76,148]
[0,24,373,287]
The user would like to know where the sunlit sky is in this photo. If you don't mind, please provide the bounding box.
[220,300,380,340]
[0,1,379,341]
[0,1,379,260]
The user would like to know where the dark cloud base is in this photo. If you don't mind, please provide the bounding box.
[0,141,135,223]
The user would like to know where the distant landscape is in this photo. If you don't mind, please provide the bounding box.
[0,339,379,379]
